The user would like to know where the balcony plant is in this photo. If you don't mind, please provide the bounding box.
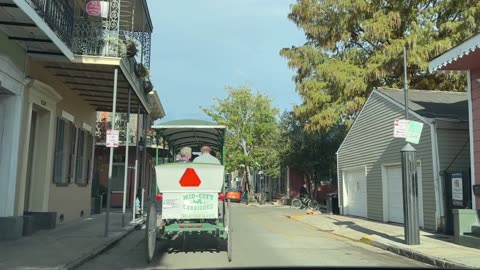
[125,39,139,58]
[143,79,153,94]
[103,36,127,57]
[135,63,149,78]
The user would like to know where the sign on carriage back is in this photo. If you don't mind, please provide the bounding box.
[179,168,202,187]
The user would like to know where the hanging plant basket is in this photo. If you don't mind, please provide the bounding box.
[125,40,138,58]
[135,63,149,78]
[144,80,153,93]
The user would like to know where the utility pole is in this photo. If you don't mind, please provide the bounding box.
[401,47,420,245]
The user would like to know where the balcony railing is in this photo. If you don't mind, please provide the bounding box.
[71,16,152,104]
[28,0,74,47]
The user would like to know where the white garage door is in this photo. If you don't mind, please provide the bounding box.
[344,168,367,218]
[386,165,424,227]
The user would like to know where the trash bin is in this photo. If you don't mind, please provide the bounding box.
[326,197,333,214]
[326,192,338,215]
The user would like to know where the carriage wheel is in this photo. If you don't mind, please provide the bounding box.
[225,199,232,262]
[145,201,157,263]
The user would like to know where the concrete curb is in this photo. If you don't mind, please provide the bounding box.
[360,236,473,269]
[60,220,144,270]
[290,217,475,269]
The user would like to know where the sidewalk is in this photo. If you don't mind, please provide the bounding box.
[289,213,480,268]
[0,211,142,270]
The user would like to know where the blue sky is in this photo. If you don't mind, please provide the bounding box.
[147,0,306,123]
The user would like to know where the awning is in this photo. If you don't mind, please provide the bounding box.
[151,119,226,154]
[429,33,480,72]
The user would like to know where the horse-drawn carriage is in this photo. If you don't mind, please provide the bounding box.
[145,120,232,263]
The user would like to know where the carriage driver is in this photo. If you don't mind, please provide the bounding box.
[193,144,221,165]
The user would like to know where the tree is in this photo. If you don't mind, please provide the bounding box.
[281,0,480,131]
[202,86,281,194]
[279,110,346,191]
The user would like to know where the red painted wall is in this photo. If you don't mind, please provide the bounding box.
[471,69,480,209]
[287,167,338,201]
[95,146,154,208]
[288,167,304,199]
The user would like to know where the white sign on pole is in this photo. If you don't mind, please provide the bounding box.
[393,119,408,138]
[106,130,119,148]
[406,120,424,144]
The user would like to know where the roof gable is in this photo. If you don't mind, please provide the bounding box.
[377,88,468,121]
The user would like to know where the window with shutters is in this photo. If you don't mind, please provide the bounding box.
[53,118,76,184]
[75,128,94,185]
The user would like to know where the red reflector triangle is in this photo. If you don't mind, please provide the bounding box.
[179,168,202,187]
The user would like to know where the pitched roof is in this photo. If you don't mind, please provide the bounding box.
[429,32,480,72]
[376,87,468,121]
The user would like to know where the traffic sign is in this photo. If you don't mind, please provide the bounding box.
[86,1,109,18]
[179,168,202,187]
[106,129,119,148]
[393,119,408,138]
[406,120,423,144]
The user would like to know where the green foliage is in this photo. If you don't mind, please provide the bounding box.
[279,110,346,183]
[281,0,479,131]
[202,87,281,190]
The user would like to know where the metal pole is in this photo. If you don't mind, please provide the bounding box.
[105,68,118,237]
[132,159,138,221]
[132,106,140,221]
[141,187,145,218]
[401,144,420,245]
[121,88,131,227]
[155,135,159,166]
[403,47,409,120]
[143,115,148,189]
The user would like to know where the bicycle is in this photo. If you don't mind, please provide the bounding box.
[291,196,319,210]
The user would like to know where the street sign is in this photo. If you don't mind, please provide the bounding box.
[406,120,423,144]
[106,129,119,148]
[179,168,202,187]
[86,1,109,18]
[394,119,424,144]
[393,119,408,138]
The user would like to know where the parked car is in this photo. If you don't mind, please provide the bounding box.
[226,187,242,202]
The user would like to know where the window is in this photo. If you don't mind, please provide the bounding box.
[53,118,76,184]
[75,128,94,185]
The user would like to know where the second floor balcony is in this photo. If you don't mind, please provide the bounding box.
[2,0,155,113]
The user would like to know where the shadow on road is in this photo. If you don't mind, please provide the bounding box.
[328,218,405,244]
[161,233,227,254]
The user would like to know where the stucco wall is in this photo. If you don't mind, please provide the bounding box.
[18,61,96,224]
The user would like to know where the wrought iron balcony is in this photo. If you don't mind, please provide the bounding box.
[27,0,74,47]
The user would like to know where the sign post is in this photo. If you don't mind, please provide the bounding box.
[400,47,420,245]
[105,68,118,238]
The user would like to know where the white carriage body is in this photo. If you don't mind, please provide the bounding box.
[155,163,225,220]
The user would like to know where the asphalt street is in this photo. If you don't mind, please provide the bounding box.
[78,204,429,269]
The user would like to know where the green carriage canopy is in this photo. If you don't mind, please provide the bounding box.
[151,119,226,157]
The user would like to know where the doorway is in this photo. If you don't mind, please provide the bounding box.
[23,104,52,212]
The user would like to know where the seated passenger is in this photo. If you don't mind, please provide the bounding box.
[176,147,192,162]
[193,145,221,165]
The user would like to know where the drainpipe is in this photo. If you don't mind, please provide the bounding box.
[336,151,342,215]
[467,70,476,209]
